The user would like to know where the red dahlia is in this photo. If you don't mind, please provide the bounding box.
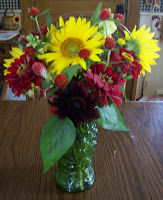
[52,81,101,127]
[4,55,42,97]
[99,9,111,20]
[25,46,35,57]
[29,7,39,17]
[114,13,124,24]
[105,37,116,50]
[119,47,142,79]
[110,50,123,67]
[55,74,67,88]
[83,64,126,106]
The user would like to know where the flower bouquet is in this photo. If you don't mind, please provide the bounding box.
[3,3,160,193]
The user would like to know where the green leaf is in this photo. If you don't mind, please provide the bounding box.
[113,30,118,41]
[97,101,129,131]
[91,2,102,25]
[47,13,51,31]
[37,9,49,17]
[123,75,132,80]
[40,116,76,173]
[85,58,91,72]
[122,85,127,102]
[42,79,51,89]
[57,26,63,31]
[46,87,58,97]
[62,65,81,84]
[35,43,47,51]
[27,8,30,13]
[13,40,26,47]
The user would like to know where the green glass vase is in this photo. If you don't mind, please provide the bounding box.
[55,120,98,193]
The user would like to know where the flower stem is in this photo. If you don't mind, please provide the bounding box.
[35,16,43,39]
[105,50,111,70]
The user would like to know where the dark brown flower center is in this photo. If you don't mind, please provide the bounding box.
[70,96,86,112]
[99,72,114,86]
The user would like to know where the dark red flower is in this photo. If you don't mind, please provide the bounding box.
[99,9,111,20]
[30,7,39,17]
[4,55,43,97]
[83,64,126,106]
[20,35,28,44]
[50,106,58,114]
[25,46,35,56]
[110,50,123,67]
[52,81,101,127]
[105,37,116,50]
[54,74,67,88]
[120,47,142,79]
[114,13,124,24]
[41,24,48,35]
[79,49,90,58]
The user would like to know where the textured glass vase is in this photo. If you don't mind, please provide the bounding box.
[55,120,98,193]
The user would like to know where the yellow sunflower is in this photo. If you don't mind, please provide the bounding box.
[13,15,21,25]
[40,17,105,74]
[3,47,24,75]
[119,25,160,76]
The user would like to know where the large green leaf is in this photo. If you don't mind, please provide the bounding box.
[40,116,76,173]
[91,2,102,25]
[62,65,81,84]
[46,13,51,31]
[97,101,129,131]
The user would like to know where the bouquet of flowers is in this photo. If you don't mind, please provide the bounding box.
[3,3,160,192]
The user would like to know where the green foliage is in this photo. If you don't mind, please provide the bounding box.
[91,2,102,25]
[62,65,81,84]
[35,43,47,51]
[123,75,132,80]
[47,13,51,31]
[85,58,91,72]
[13,40,26,47]
[122,85,127,102]
[42,79,51,89]
[40,115,76,173]
[113,30,119,41]
[97,100,129,131]
[46,87,58,97]
[37,9,49,17]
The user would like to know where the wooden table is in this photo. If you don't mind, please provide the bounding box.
[0,101,162,200]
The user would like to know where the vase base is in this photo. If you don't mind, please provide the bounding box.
[55,166,95,193]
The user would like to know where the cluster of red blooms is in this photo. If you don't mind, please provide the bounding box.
[110,47,142,79]
[4,46,47,96]
[20,24,48,44]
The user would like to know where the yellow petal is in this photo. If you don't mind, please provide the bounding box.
[59,16,64,27]
[89,54,101,62]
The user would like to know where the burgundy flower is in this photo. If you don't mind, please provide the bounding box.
[114,13,124,24]
[119,47,142,79]
[4,55,43,97]
[99,9,111,20]
[25,46,35,57]
[30,24,48,39]
[83,64,126,106]
[30,7,39,17]
[20,35,28,44]
[110,50,123,67]
[52,81,101,127]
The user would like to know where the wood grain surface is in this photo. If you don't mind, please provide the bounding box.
[0,101,162,200]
